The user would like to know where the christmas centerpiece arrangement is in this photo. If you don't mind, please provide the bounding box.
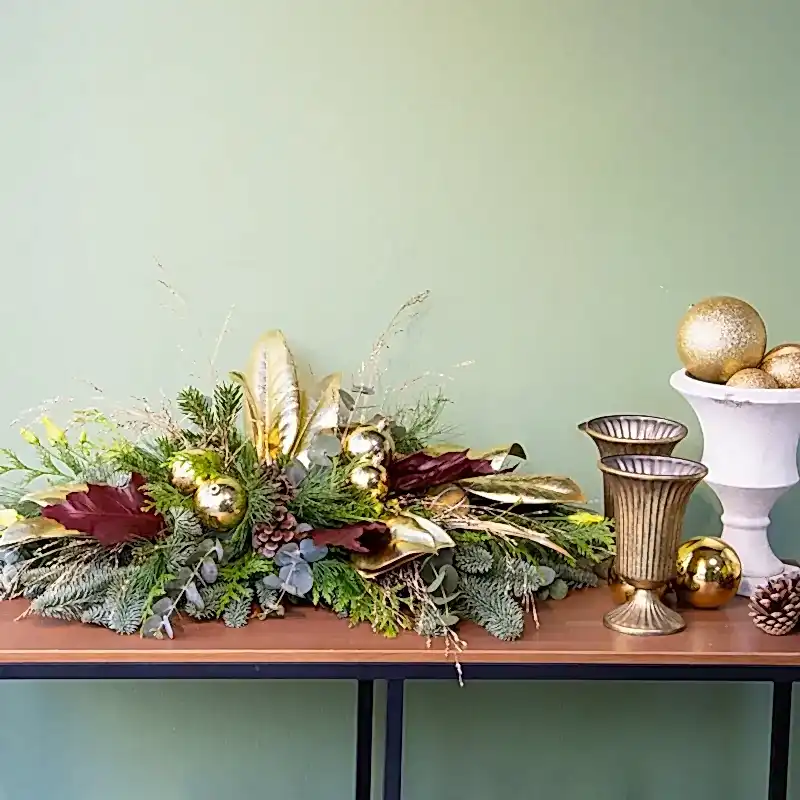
[0,301,613,652]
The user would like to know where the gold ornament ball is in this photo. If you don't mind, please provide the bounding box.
[427,484,470,515]
[169,448,221,494]
[762,343,800,369]
[608,563,667,605]
[761,351,800,389]
[344,425,395,465]
[675,536,741,609]
[676,296,767,383]
[193,477,247,531]
[349,464,389,501]
[726,368,779,389]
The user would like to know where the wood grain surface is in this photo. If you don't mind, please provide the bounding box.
[0,589,797,664]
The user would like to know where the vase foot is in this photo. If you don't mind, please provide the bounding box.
[738,563,800,596]
[603,588,686,636]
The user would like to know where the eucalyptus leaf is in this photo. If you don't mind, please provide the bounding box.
[548,578,569,600]
[296,523,313,534]
[141,615,164,637]
[285,459,309,488]
[263,574,283,590]
[185,581,204,609]
[162,616,174,639]
[425,569,446,594]
[177,566,193,583]
[440,613,460,627]
[432,591,461,606]
[214,539,224,560]
[441,564,459,594]
[311,433,341,458]
[537,565,556,586]
[151,598,173,616]
[340,390,356,411]
[200,558,219,584]
[275,542,301,567]
[299,538,328,563]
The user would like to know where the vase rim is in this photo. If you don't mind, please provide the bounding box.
[670,369,800,404]
[578,414,688,444]
[599,453,708,482]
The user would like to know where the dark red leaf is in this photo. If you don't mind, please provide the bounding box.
[312,522,390,553]
[389,450,497,493]
[41,473,165,546]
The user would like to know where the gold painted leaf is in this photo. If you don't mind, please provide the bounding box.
[352,512,454,577]
[451,518,571,559]
[248,330,301,461]
[460,474,585,505]
[0,517,82,546]
[21,483,88,507]
[292,373,341,460]
[424,443,527,471]
[230,370,263,455]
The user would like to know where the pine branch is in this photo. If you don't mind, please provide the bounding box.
[454,543,493,575]
[177,387,214,432]
[458,573,524,641]
[223,587,253,628]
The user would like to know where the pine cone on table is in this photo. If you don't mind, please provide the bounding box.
[748,573,800,636]
[252,472,301,558]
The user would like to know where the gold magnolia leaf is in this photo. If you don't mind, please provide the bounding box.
[0,517,82,546]
[423,443,527,471]
[352,513,454,577]
[460,474,585,505]
[21,483,88,507]
[451,518,571,559]
[292,373,341,460]
[230,370,263,455]
[248,330,301,462]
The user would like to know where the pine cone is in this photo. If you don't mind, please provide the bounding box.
[252,473,301,558]
[749,573,800,635]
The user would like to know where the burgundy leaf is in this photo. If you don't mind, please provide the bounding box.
[389,450,497,493]
[42,473,165,546]
[312,522,390,553]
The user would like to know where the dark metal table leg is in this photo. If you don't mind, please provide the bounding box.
[768,681,793,800]
[356,680,374,800]
[383,679,405,800]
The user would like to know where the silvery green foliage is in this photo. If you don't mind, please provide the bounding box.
[143,536,224,638]
[505,559,555,598]
[454,544,493,575]
[263,539,328,597]
[223,587,254,628]
[307,433,342,468]
[284,459,308,488]
[255,580,282,616]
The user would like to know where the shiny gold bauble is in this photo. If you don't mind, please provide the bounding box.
[726,368,779,389]
[349,464,389,501]
[762,343,800,368]
[193,477,247,531]
[676,296,767,383]
[675,536,741,609]
[761,351,800,389]
[343,425,395,466]
[169,449,208,494]
[608,564,667,605]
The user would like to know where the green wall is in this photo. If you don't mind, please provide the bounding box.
[1,2,799,797]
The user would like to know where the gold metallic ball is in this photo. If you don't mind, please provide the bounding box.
[344,425,394,466]
[675,536,741,609]
[726,368,779,389]
[676,296,767,383]
[349,464,389,501]
[194,477,247,531]
[762,343,800,368]
[169,449,210,494]
[761,351,800,389]
[608,563,667,605]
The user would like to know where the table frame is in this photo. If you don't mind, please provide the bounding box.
[0,661,794,800]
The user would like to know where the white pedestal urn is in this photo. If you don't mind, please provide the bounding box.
[670,369,800,596]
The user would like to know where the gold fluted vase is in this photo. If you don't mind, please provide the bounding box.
[578,415,687,520]
[599,454,707,636]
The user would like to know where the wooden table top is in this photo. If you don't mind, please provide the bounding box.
[0,588,798,666]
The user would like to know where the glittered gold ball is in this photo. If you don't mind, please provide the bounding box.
[194,477,247,531]
[726,368,779,389]
[349,464,389,501]
[675,536,741,609]
[762,343,800,368]
[676,296,767,383]
[343,425,394,466]
[761,351,800,389]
